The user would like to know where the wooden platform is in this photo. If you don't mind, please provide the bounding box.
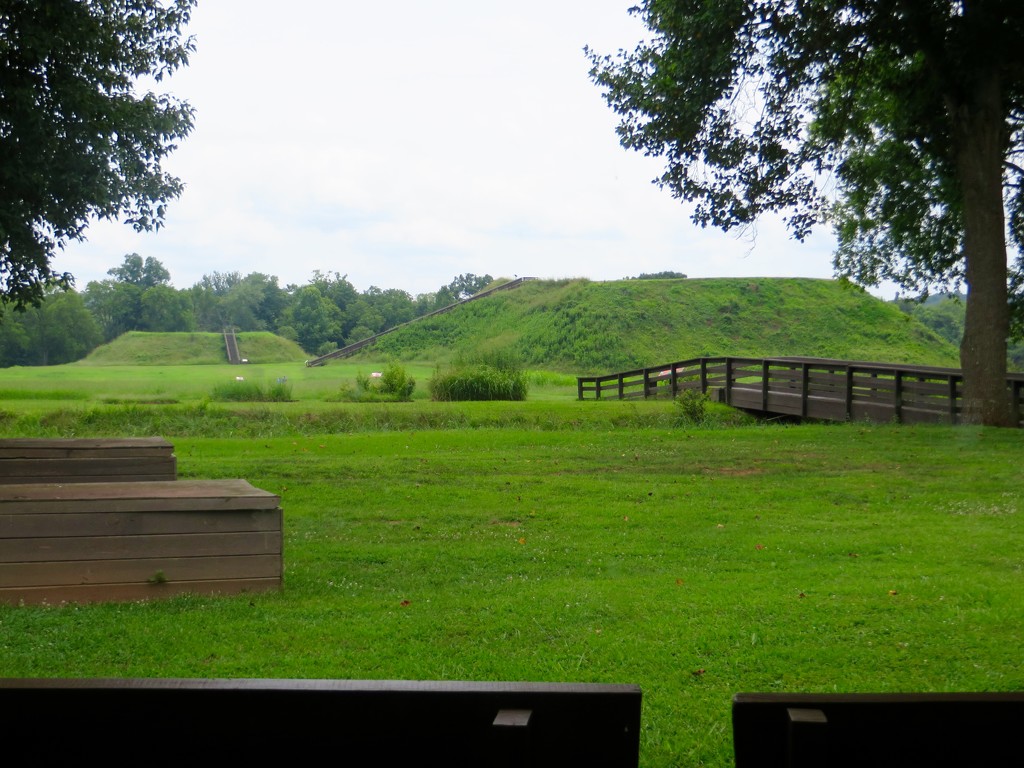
[0,479,282,604]
[0,678,642,767]
[0,437,177,484]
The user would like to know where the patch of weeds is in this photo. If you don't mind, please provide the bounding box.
[0,389,89,400]
[333,364,416,402]
[211,379,293,402]
[100,398,180,405]
[674,389,710,425]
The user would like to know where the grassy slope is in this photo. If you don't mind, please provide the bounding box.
[365,278,959,373]
[80,331,306,366]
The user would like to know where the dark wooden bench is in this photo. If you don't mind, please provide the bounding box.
[0,479,281,604]
[0,437,176,484]
[733,692,1024,768]
[0,678,642,767]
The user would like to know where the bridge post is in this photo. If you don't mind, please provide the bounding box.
[844,367,854,421]
[700,359,708,394]
[725,358,734,405]
[577,378,584,401]
[670,365,678,397]
[761,360,770,412]
[800,363,810,418]
[893,371,904,423]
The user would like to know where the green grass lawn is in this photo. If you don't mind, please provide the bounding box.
[0,360,580,413]
[2,413,1022,767]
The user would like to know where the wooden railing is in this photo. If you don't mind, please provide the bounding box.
[577,356,1024,427]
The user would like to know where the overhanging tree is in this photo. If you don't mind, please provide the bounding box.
[0,0,195,316]
[588,0,1024,426]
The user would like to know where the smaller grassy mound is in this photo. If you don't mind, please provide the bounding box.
[79,332,306,366]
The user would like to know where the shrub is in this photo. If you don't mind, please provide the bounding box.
[379,364,416,399]
[336,364,416,402]
[674,389,709,425]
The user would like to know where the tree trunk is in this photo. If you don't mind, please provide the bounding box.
[950,71,1014,426]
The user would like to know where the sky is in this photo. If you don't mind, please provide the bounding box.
[56,0,854,298]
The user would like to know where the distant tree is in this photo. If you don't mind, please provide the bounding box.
[283,286,344,354]
[83,279,142,341]
[140,284,193,332]
[372,287,416,328]
[0,313,30,366]
[588,2,1024,425]
[309,271,359,313]
[275,324,299,343]
[222,273,288,331]
[629,272,687,280]
[446,273,493,300]
[347,297,385,338]
[345,325,375,346]
[107,254,172,289]
[17,290,102,365]
[197,271,243,296]
[413,292,438,316]
[431,286,458,310]
[0,1,195,316]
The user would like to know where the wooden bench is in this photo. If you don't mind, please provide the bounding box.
[0,479,281,604]
[0,437,176,484]
[733,692,1024,767]
[0,678,642,767]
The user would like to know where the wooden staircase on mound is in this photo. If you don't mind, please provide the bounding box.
[223,327,242,364]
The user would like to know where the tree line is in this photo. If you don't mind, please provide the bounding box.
[0,254,492,367]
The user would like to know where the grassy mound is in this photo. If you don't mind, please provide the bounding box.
[363,277,959,373]
[79,332,306,366]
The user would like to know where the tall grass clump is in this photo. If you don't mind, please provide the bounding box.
[211,378,292,402]
[429,350,528,401]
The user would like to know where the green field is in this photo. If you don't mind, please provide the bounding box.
[1,355,1022,767]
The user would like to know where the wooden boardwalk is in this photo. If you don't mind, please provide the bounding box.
[577,356,1024,427]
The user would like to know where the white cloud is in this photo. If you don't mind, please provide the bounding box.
[56,0,851,298]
